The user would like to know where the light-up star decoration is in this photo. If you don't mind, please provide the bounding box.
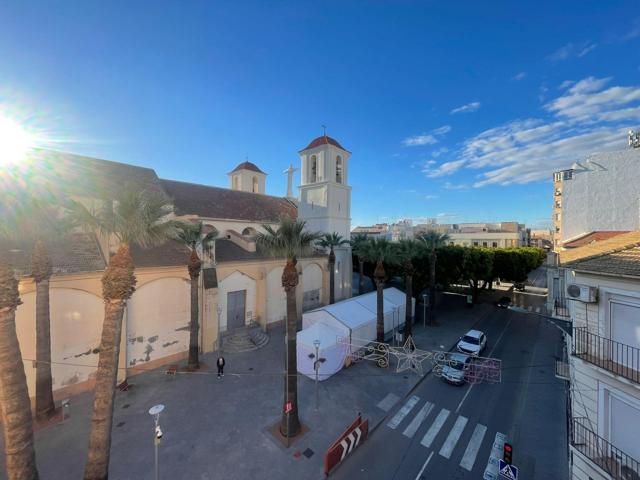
[388,336,432,376]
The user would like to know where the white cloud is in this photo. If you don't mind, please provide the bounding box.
[432,125,452,135]
[623,17,640,40]
[548,42,597,61]
[450,102,481,114]
[431,147,449,158]
[402,125,451,147]
[512,72,526,81]
[438,76,640,187]
[424,195,438,200]
[443,182,470,190]
[578,43,597,57]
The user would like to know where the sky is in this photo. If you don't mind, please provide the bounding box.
[1,1,639,230]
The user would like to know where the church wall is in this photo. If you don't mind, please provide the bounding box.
[266,266,286,324]
[217,270,258,330]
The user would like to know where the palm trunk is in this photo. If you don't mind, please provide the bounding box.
[404,272,413,341]
[35,278,55,419]
[281,259,301,438]
[374,260,385,343]
[429,250,437,324]
[0,262,39,480]
[328,248,335,304]
[187,249,202,370]
[358,259,365,295]
[84,245,135,480]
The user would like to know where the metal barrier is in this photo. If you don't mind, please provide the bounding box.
[324,414,369,476]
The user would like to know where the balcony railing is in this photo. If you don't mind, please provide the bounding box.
[554,298,570,318]
[571,417,640,480]
[573,327,640,384]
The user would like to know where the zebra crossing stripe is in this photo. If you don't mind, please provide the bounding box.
[403,401,434,438]
[420,408,450,448]
[439,415,468,459]
[460,423,487,471]
[387,395,420,429]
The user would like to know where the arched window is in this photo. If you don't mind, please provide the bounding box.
[252,176,258,193]
[336,155,343,183]
[232,175,239,190]
[310,155,317,183]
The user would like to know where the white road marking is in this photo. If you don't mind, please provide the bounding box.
[420,408,450,448]
[377,392,400,412]
[439,415,468,459]
[414,451,434,480]
[456,317,512,414]
[403,401,434,438]
[387,395,420,429]
[460,423,487,471]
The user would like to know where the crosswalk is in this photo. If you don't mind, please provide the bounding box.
[383,395,500,474]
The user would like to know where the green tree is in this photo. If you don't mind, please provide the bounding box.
[359,238,397,342]
[417,231,450,321]
[256,218,321,438]
[173,221,218,370]
[350,234,369,295]
[394,239,425,340]
[67,184,176,480]
[318,232,349,304]
[462,247,494,303]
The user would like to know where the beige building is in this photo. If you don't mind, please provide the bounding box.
[415,221,529,248]
[3,135,350,403]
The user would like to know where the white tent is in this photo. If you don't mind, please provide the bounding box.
[297,287,415,380]
[296,322,346,381]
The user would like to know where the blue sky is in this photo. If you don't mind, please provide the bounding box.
[1,1,639,229]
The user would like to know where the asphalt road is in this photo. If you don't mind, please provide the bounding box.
[331,307,568,480]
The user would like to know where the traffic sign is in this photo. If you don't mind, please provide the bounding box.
[499,459,519,480]
[284,401,293,414]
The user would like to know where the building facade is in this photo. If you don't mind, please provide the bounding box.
[415,221,529,248]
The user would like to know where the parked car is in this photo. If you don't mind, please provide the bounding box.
[440,352,472,385]
[496,296,511,308]
[456,329,487,356]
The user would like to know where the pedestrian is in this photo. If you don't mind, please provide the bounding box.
[217,356,225,378]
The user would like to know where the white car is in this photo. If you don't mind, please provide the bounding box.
[440,353,472,385]
[456,329,487,356]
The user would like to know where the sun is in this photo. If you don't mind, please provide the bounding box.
[0,114,34,165]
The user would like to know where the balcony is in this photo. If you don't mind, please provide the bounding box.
[573,327,640,384]
[571,417,640,479]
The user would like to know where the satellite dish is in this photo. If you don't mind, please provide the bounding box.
[148,404,165,416]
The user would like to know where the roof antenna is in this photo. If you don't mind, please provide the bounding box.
[322,124,327,137]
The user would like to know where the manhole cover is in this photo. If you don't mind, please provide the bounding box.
[122,404,130,409]
[116,422,125,428]
[303,448,314,459]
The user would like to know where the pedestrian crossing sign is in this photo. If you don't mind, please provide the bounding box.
[498,459,518,480]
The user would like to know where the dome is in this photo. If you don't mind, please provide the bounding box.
[301,135,348,152]
[229,161,266,175]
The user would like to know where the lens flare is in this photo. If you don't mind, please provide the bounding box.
[0,114,34,165]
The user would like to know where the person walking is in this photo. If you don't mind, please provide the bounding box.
[217,356,225,378]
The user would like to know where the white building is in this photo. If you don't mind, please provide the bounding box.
[546,232,640,480]
[553,148,640,249]
[415,221,528,248]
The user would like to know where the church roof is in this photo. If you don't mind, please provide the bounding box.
[301,135,348,152]
[160,179,297,222]
[229,161,266,175]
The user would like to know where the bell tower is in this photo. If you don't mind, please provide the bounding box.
[298,134,352,300]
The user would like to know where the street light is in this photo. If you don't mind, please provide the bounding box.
[216,303,223,352]
[148,404,164,480]
[422,293,428,328]
[309,339,326,411]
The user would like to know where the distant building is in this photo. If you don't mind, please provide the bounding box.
[415,221,529,248]
[352,219,413,241]
[352,223,389,239]
[530,229,553,250]
[552,147,640,251]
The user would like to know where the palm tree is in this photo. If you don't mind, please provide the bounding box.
[394,239,425,341]
[67,184,176,480]
[350,234,369,295]
[0,208,39,480]
[417,231,450,323]
[360,238,397,343]
[317,232,349,304]
[173,221,218,370]
[256,217,320,438]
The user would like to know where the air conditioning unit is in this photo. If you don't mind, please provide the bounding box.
[566,284,598,303]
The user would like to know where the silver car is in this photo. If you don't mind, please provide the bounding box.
[440,353,471,385]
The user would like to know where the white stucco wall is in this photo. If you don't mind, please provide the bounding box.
[561,149,640,242]
[15,288,103,396]
[126,277,190,368]
[218,270,257,329]
[302,263,323,293]
[266,266,286,324]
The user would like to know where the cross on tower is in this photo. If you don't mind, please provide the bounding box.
[321,124,327,136]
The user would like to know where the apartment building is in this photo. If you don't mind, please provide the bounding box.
[547,232,640,480]
[415,221,529,248]
[352,219,414,241]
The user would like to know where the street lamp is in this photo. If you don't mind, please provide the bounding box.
[309,339,325,411]
[422,293,428,328]
[216,303,223,352]
[148,404,164,480]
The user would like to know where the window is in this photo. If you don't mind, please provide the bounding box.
[492,242,498,248]
[555,200,561,208]
[336,155,343,183]
[252,176,258,193]
[473,242,479,246]
[310,155,317,183]
[482,242,487,247]
[232,175,239,190]
[555,213,560,221]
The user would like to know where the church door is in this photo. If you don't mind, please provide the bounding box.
[227,290,246,330]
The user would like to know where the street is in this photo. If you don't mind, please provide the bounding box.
[331,307,568,480]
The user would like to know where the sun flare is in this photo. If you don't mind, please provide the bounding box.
[0,114,34,165]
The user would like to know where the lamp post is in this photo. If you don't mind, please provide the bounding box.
[216,303,223,352]
[313,339,320,410]
[422,293,427,328]
[148,404,164,480]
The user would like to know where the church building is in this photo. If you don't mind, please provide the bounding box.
[2,134,353,402]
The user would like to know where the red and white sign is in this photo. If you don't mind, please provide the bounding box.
[324,415,369,476]
[284,401,293,414]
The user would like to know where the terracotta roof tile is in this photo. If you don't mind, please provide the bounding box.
[563,246,640,277]
[301,135,348,152]
[229,161,266,174]
[563,231,629,248]
[560,231,640,267]
[129,240,191,269]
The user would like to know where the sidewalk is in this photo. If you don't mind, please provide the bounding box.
[1,299,492,480]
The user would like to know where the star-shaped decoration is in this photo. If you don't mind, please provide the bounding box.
[389,336,432,376]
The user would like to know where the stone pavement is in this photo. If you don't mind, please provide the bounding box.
[0,298,492,480]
